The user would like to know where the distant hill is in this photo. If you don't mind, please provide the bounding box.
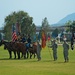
[58,13,75,24]
[52,13,75,27]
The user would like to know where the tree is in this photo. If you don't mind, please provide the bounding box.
[4,11,36,40]
[21,16,36,35]
[65,20,72,32]
[65,20,75,33]
[71,21,75,33]
[52,28,59,38]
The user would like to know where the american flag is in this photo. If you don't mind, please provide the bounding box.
[12,24,17,42]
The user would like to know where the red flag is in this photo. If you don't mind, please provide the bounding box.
[42,31,46,48]
[12,24,17,42]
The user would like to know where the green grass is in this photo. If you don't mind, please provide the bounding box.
[0,45,75,75]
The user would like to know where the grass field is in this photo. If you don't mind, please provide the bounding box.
[0,45,75,75]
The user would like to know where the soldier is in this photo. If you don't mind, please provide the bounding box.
[37,40,42,61]
[27,35,31,47]
[21,34,26,43]
[25,35,32,58]
[51,40,58,61]
[63,41,69,62]
[17,32,21,42]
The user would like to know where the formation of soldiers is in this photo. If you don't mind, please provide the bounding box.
[20,35,70,62]
[50,40,69,62]
[0,32,71,62]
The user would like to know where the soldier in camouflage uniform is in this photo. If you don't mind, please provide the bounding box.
[51,40,58,61]
[63,41,69,62]
[37,40,42,61]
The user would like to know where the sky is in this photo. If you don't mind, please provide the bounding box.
[0,0,75,27]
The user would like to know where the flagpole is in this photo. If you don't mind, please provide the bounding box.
[48,40,52,60]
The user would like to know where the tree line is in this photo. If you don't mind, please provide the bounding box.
[1,10,75,41]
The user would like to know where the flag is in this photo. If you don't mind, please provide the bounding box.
[15,22,21,35]
[42,30,46,48]
[12,24,17,42]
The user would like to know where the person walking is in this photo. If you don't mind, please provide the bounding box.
[63,41,69,62]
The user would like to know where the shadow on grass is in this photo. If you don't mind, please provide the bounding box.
[0,58,75,63]
[42,59,54,62]
[0,58,37,62]
[0,58,19,60]
[54,61,75,64]
[0,58,29,60]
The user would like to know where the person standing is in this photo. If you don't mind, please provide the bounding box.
[63,41,69,62]
[51,40,58,61]
[37,40,42,61]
